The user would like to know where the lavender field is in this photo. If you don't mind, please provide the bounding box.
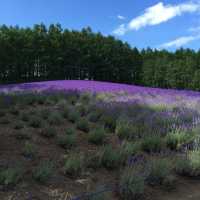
[1,80,200,200]
[1,80,200,106]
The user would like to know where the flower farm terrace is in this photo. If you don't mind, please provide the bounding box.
[1,80,200,200]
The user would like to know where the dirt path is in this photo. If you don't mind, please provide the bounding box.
[155,178,200,200]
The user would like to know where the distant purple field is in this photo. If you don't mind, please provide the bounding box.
[1,80,200,106]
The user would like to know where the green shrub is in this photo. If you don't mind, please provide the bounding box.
[101,115,116,133]
[64,154,83,177]
[23,94,37,105]
[146,159,171,185]
[9,106,19,116]
[13,121,24,130]
[101,145,121,169]
[36,95,46,105]
[67,95,78,105]
[56,99,67,109]
[62,105,71,118]
[65,127,76,135]
[175,150,200,176]
[57,134,76,149]
[40,108,51,120]
[29,116,42,128]
[15,130,31,140]
[47,112,63,126]
[86,151,102,169]
[20,112,30,122]
[76,118,90,132]
[23,141,37,158]
[166,130,194,150]
[119,168,145,200]
[141,135,163,153]
[87,111,102,123]
[40,126,56,138]
[115,120,134,140]
[0,110,6,117]
[28,108,37,115]
[119,141,141,165]
[67,110,80,123]
[33,160,54,183]
[0,167,22,187]
[80,92,91,104]
[76,104,89,116]
[0,117,10,124]
[88,127,105,145]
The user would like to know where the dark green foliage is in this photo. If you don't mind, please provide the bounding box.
[57,134,76,149]
[175,150,200,176]
[0,24,200,91]
[165,130,194,150]
[101,145,121,169]
[141,135,164,153]
[13,121,24,130]
[56,99,68,110]
[115,120,135,140]
[36,95,46,105]
[67,110,80,123]
[76,103,88,116]
[146,159,171,185]
[120,168,145,200]
[0,110,6,117]
[15,130,31,140]
[0,117,10,124]
[80,92,91,104]
[40,126,56,138]
[20,112,30,122]
[65,127,76,135]
[29,116,42,128]
[9,107,19,116]
[88,127,105,145]
[62,105,71,118]
[86,151,102,169]
[76,118,90,132]
[47,112,63,126]
[101,115,116,133]
[40,108,51,120]
[33,160,54,183]
[0,167,22,187]
[64,154,83,177]
[87,111,101,123]
[118,141,141,165]
[23,141,37,158]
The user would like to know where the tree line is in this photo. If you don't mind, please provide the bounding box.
[0,23,200,90]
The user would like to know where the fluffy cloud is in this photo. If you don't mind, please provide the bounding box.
[188,26,200,32]
[113,1,200,36]
[112,24,126,36]
[159,34,200,48]
[117,15,126,20]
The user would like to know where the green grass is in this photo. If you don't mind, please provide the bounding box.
[76,118,90,132]
[88,127,106,145]
[33,160,54,183]
[64,154,83,177]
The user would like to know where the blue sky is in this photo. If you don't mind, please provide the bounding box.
[1,0,200,50]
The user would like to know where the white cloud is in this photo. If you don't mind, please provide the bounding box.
[113,1,200,36]
[112,24,126,36]
[117,15,126,20]
[189,26,200,32]
[159,34,200,48]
